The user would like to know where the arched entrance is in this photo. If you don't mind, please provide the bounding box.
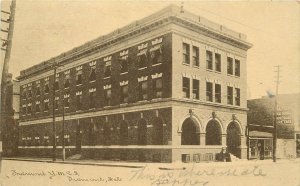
[206,120,222,145]
[181,118,200,145]
[227,122,241,158]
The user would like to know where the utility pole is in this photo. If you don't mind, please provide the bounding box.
[273,65,281,162]
[52,66,57,161]
[0,0,16,166]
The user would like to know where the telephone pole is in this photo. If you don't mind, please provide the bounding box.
[0,0,16,165]
[273,65,281,162]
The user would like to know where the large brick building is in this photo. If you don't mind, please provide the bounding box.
[17,5,252,162]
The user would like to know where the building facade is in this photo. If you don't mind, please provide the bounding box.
[248,94,300,160]
[17,5,252,162]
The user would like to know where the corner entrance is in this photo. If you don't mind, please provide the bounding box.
[181,118,200,145]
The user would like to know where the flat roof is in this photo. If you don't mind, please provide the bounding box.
[18,4,252,79]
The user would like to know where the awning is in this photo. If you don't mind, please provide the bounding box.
[249,131,273,138]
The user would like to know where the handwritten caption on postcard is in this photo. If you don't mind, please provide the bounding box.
[130,164,266,186]
[8,169,122,183]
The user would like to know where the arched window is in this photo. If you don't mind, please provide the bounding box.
[227,122,241,157]
[206,120,222,145]
[181,118,200,145]
[153,118,164,145]
[120,121,128,145]
[103,122,111,146]
[138,119,147,145]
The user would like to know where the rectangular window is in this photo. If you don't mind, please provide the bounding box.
[215,84,221,103]
[215,53,221,72]
[192,79,199,99]
[227,57,233,75]
[120,58,128,73]
[22,89,27,99]
[76,69,83,85]
[120,85,129,103]
[28,88,32,98]
[89,66,96,81]
[206,82,213,102]
[104,89,112,106]
[138,81,148,101]
[104,61,112,78]
[235,59,240,77]
[54,79,59,91]
[44,102,49,111]
[182,77,190,98]
[138,54,147,69]
[64,98,70,108]
[227,86,233,105]
[235,88,240,106]
[22,106,26,115]
[54,98,59,110]
[35,104,40,113]
[36,87,41,96]
[182,43,190,64]
[153,78,163,99]
[45,81,50,94]
[27,105,31,114]
[192,46,199,67]
[64,77,70,89]
[76,95,82,110]
[89,92,96,108]
[151,46,163,65]
[206,51,213,70]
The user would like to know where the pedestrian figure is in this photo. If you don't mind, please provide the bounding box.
[216,147,231,162]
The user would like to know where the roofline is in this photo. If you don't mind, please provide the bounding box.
[17,4,252,80]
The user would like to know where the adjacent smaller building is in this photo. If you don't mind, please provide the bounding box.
[247,93,300,159]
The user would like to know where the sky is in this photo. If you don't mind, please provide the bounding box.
[1,0,299,99]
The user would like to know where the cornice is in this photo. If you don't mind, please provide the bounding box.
[18,12,251,80]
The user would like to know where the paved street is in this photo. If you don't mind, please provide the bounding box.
[0,159,299,186]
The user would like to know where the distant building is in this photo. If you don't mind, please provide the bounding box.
[16,5,252,162]
[247,93,300,159]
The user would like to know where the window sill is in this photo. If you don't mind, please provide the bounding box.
[192,65,200,69]
[103,77,110,80]
[76,84,83,87]
[120,72,128,75]
[215,71,221,74]
[152,63,162,67]
[206,69,214,72]
[120,103,128,107]
[64,87,69,90]
[138,67,147,70]
[152,98,162,101]
[137,100,149,103]
[182,63,190,66]
[89,80,96,83]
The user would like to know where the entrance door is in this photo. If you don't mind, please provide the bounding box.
[227,122,241,158]
[257,139,264,160]
[181,118,200,145]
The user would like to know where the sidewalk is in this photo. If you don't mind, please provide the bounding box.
[3,156,299,169]
[3,157,145,168]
